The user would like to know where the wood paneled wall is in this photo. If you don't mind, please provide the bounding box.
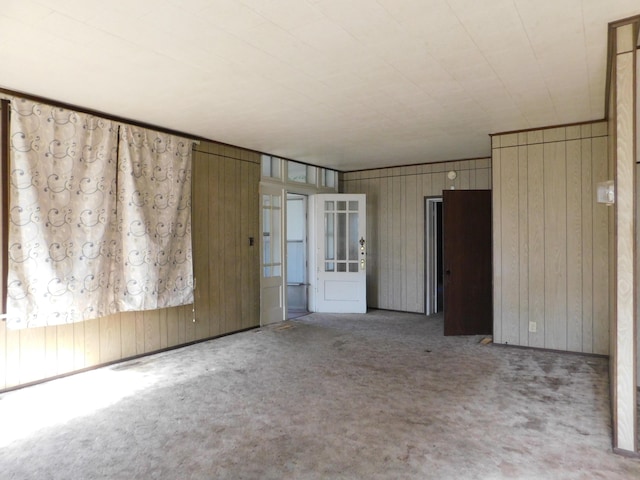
[610,21,638,454]
[191,142,260,336]
[0,136,260,391]
[492,122,610,355]
[341,159,491,313]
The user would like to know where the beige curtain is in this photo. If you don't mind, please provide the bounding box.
[6,98,194,329]
[115,125,193,311]
[7,98,119,328]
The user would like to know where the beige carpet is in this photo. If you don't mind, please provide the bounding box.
[0,310,638,479]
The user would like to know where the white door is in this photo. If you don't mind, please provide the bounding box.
[260,185,285,325]
[315,194,367,313]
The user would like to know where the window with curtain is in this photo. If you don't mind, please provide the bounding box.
[5,97,194,329]
[115,125,193,312]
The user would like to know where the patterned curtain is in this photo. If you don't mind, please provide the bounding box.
[7,98,119,328]
[115,125,193,311]
[6,98,194,329]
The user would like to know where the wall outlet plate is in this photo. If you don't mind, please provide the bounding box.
[528,321,537,333]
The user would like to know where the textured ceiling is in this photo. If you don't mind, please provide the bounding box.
[1,1,639,171]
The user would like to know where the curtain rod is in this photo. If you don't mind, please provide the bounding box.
[0,87,201,143]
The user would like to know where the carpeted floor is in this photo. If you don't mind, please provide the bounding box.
[0,310,639,479]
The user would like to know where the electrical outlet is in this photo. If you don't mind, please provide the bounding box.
[529,321,537,333]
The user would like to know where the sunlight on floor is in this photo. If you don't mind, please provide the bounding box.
[0,367,158,447]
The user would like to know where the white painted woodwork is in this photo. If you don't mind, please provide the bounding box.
[314,194,367,313]
[259,184,286,325]
[342,158,491,313]
[491,122,610,355]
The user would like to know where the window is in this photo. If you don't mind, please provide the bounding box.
[261,155,281,179]
[287,161,316,185]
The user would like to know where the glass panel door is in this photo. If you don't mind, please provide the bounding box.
[315,194,366,313]
[260,186,285,325]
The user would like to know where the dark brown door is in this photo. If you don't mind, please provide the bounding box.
[442,190,492,335]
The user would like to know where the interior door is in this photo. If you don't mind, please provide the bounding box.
[260,185,285,325]
[315,194,367,313]
[443,189,492,335]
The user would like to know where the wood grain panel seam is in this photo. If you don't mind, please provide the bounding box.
[197,150,261,165]
[493,135,608,149]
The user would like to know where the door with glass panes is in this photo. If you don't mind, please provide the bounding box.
[315,194,366,313]
[260,185,285,325]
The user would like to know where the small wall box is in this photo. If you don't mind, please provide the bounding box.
[596,180,615,205]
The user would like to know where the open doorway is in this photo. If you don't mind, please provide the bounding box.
[286,193,309,319]
[425,197,443,315]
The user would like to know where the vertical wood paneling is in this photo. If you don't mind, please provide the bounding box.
[566,140,583,352]
[414,173,423,311]
[120,313,137,359]
[84,318,101,366]
[19,327,46,384]
[342,158,492,313]
[543,141,567,351]
[379,173,390,308]
[184,304,196,343]
[166,307,179,348]
[405,174,418,311]
[400,173,408,310]
[527,144,545,349]
[99,314,121,364]
[223,154,239,335]
[492,150,503,343]
[5,328,19,387]
[491,123,610,355]
[240,160,251,329]
[143,309,161,352]
[476,168,490,189]
[208,153,222,337]
[73,321,85,369]
[45,326,57,379]
[56,322,75,375]
[249,159,260,329]
[392,174,402,310]
[363,178,377,305]
[134,310,145,354]
[581,139,594,353]
[192,150,210,336]
[592,136,610,355]
[158,308,168,349]
[500,147,520,344]
[517,146,529,346]
[432,170,445,197]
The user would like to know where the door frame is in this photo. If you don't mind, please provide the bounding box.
[425,197,443,315]
[259,183,286,326]
[286,193,310,317]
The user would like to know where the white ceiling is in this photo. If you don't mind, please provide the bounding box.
[0,1,639,171]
